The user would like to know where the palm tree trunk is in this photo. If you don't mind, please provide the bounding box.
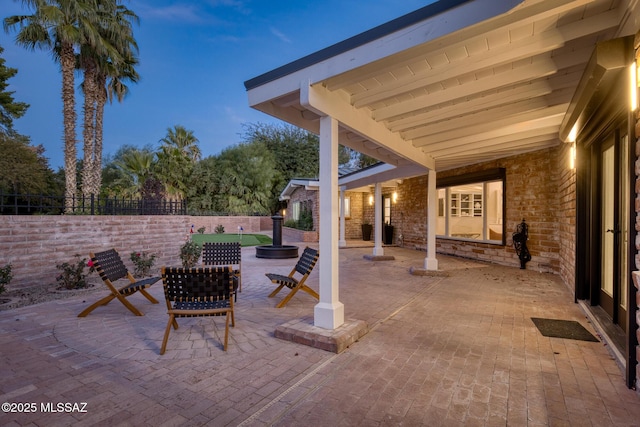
[93,74,107,195]
[60,43,77,213]
[82,60,97,199]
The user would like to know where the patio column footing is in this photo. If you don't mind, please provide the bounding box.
[275,316,368,354]
[363,255,395,261]
[409,266,449,277]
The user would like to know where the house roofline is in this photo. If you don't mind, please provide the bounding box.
[243,0,473,91]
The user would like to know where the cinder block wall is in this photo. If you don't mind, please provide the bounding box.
[0,215,266,290]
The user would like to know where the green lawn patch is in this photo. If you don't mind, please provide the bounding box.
[191,233,272,247]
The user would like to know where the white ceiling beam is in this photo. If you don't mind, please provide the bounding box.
[300,81,435,169]
[373,58,558,121]
[413,105,566,146]
[401,98,567,140]
[430,131,559,157]
[350,10,618,108]
[326,0,599,91]
[386,77,576,131]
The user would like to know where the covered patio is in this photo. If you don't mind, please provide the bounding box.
[2,244,639,425]
[244,0,640,390]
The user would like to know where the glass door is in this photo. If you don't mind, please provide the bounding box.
[598,132,628,331]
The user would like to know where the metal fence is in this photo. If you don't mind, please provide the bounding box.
[0,192,187,215]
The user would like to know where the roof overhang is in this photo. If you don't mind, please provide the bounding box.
[279,179,320,201]
[246,0,639,173]
[559,35,635,142]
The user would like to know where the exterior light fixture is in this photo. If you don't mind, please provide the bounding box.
[368,195,374,206]
[282,209,286,217]
[570,142,576,170]
[392,191,398,203]
[630,61,638,111]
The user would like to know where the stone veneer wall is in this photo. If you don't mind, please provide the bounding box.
[0,215,266,290]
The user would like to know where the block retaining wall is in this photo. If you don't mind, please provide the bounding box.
[0,215,267,290]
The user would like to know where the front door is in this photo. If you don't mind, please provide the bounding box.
[598,131,629,331]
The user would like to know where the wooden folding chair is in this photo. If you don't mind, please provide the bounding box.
[265,247,319,308]
[202,242,242,295]
[78,248,160,317]
[160,266,236,354]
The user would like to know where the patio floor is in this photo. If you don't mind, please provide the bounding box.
[1,243,639,426]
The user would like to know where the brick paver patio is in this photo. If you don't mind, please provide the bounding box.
[1,244,639,426]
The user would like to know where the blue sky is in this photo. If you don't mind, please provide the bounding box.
[1,0,430,170]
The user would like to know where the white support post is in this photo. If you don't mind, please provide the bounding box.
[373,182,384,256]
[425,168,438,270]
[315,116,345,329]
[339,186,347,247]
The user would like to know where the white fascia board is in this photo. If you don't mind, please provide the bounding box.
[301,82,436,169]
[247,0,520,107]
[339,163,428,190]
[279,179,319,201]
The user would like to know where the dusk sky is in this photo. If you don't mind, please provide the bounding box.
[1,0,431,170]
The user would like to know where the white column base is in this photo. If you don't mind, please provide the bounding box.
[314,301,345,329]
[339,239,347,247]
[373,245,385,256]
[424,257,438,271]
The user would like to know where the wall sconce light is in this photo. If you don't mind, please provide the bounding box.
[569,142,576,170]
[368,195,374,206]
[392,191,398,203]
[282,209,286,217]
[630,61,638,111]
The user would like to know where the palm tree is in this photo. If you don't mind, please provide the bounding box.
[4,0,103,212]
[159,125,201,162]
[80,1,138,198]
[91,53,139,195]
[113,148,154,197]
[155,125,201,201]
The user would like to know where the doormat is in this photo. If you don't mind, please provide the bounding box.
[531,318,599,342]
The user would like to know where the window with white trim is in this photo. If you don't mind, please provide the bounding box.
[292,201,301,221]
[436,169,505,244]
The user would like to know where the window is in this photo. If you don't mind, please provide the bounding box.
[383,196,391,224]
[339,196,351,218]
[292,201,301,221]
[437,169,505,244]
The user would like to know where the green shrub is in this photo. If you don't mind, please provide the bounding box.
[0,264,12,295]
[197,226,206,234]
[130,251,157,277]
[56,255,91,290]
[284,219,298,228]
[180,240,202,268]
[298,207,314,231]
[215,224,225,234]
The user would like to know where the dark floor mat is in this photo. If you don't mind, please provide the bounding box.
[531,317,599,342]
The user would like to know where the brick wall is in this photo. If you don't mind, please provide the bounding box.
[0,215,267,290]
[393,146,569,274]
[556,142,577,292]
[284,187,318,231]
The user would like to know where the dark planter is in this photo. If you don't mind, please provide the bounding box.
[361,223,372,241]
[383,224,394,245]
